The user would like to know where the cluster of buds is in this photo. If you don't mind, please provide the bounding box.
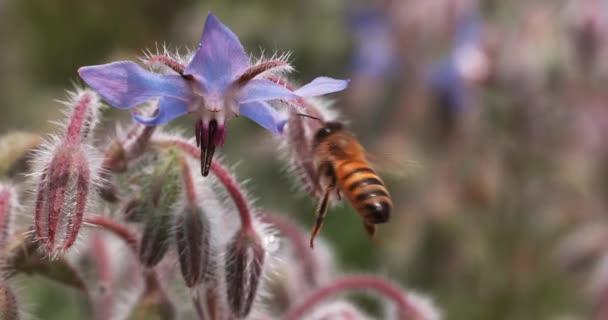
[0,12,442,320]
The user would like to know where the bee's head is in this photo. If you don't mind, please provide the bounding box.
[314,122,344,141]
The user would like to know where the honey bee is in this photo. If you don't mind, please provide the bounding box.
[308,120,392,248]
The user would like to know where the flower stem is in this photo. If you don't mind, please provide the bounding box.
[154,139,254,231]
[259,212,319,287]
[210,161,253,230]
[283,275,427,320]
[91,233,113,320]
[84,215,175,318]
[84,215,138,251]
[178,155,198,206]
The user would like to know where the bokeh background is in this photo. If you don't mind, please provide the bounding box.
[2,0,608,318]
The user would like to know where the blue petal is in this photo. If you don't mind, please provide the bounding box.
[131,97,189,126]
[239,101,285,135]
[454,12,481,50]
[429,62,467,111]
[293,77,350,97]
[185,13,249,92]
[79,62,192,109]
[238,79,298,103]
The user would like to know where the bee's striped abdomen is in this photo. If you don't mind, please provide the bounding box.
[335,160,391,224]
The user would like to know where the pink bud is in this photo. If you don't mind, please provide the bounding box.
[0,282,20,320]
[32,89,102,255]
[34,145,93,254]
[224,228,265,318]
[0,185,17,247]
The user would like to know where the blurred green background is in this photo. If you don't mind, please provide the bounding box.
[2,0,608,319]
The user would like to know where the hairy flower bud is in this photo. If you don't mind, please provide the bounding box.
[224,228,265,318]
[32,89,103,255]
[175,156,211,287]
[122,197,145,222]
[138,207,173,268]
[138,150,181,267]
[277,91,338,199]
[0,282,20,320]
[175,206,210,287]
[0,185,17,247]
[34,145,94,254]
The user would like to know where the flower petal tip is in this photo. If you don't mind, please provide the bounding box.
[294,77,350,97]
[185,12,249,86]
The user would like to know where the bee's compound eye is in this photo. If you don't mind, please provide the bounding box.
[315,127,333,139]
[315,122,343,140]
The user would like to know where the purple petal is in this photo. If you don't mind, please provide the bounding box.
[79,62,192,109]
[455,12,481,50]
[185,13,249,92]
[293,77,350,97]
[131,97,189,126]
[238,79,298,103]
[239,101,285,135]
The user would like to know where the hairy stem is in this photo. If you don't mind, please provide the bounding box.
[178,155,198,206]
[283,275,427,320]
[84,215,175,318]
[154,139,254,231]
[84,215,138,251]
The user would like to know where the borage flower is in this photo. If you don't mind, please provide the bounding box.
[429,11,488,111]
[79,13,349,176]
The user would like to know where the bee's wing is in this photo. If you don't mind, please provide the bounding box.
[364,137,424,180]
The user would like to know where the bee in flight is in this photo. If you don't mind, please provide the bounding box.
[302,117,392,248]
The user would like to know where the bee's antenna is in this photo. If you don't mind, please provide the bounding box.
[295,113,323,123]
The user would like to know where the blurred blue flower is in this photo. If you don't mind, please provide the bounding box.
[349,8,398,79]
[79,13,348,176]
[429,11,484,111]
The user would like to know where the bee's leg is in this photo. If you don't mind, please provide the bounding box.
[335,189,342,201]
[309,183,334,249]
[312,162,330,196]
[310,172,336,249]
[363,222,376,238]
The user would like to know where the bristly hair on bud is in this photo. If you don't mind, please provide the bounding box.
[0,185,17,247]
[0,281,22,320]
[55,88,104,145]
[224,227,266,318]
[276,90,340,199]
[174,155,211,287]
[137,148,182,267]
[31,88,104,256]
